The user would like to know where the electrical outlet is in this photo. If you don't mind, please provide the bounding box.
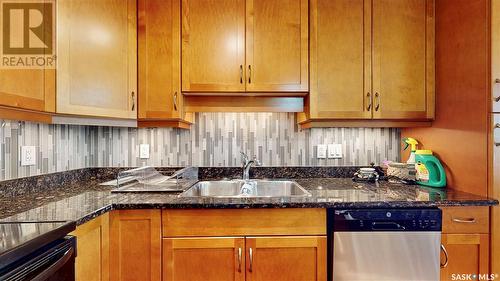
[139,144,150,159]
[21,146,36,166]
[317,144,327,159]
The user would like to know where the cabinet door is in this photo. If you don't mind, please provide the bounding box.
[163,237,245,281]
[492,114,500,273]
[246,236,326,281]
[440,234,489,280]
[181,0,246,92]
[0,69,54,113]
[372,0,434,119]
[138,0,182,119]
[57,0,137,119]
[110,210,161,281]
[245,0,308,92]
[309,0,371,119]
[0,0,55,113]
[70,213,110,281]
[493,0,500,113]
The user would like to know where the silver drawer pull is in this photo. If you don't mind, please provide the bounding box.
[452,217,476,223]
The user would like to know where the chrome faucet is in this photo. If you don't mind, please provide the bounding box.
[240,152,261,180]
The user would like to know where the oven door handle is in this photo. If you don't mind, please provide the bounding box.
[371,221,406,231]
[31,247,74,281]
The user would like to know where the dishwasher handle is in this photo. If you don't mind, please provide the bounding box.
[371,221,406,231]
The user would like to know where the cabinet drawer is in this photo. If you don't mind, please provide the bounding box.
[441,207,489,234]
[162,209,326,237]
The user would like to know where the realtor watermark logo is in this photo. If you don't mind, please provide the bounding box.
[0,0,55,69]
[451,274,499,280]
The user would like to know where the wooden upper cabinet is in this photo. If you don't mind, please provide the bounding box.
[493,0,500,113]
[372,0,435,119]
[245,0,309,92]
[110,210,162,281]
[0,0,55,114]
[308,0,371,119]
[0,69,54,113]
[181,0,246,92]
[181,0,307,94]
[138,0,182,119]
[246,236,326,281]
[57,0,137,119]
[163,237,245,281]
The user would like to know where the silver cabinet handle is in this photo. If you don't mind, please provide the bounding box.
[131,92,135,111]
[238,247,242,272]
[440,244,449,268]
[173,92,178,111]
[375,92,380,111]
[248,65,252,84]
[452,217,476,223]
[249,247,253,272]
[240,65,243,84]
[366,92,372,111]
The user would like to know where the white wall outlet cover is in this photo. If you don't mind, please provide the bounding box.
[139,144,150,159]
[317,144,327,159]
[333,144,343,158]
[21,146,36,166]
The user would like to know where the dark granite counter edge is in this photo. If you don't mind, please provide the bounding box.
[74,199,499,225]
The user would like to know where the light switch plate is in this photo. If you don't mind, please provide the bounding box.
[21,146,36,166]
[139,144,150,159]
[317,144,327,159]
[333,144,343,158]
[328,144,336,158]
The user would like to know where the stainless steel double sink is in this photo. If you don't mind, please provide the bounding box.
[179,180,311,198]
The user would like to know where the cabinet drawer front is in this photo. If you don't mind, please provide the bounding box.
[162,209,326,237]
[441,207,489,234]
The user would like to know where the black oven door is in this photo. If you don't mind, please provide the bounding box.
[0,236,76,281]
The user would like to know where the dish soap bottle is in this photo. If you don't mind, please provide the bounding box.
[415,150,447,188]
[402,137,419,164]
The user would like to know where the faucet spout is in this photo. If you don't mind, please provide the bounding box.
[241,152,261,180]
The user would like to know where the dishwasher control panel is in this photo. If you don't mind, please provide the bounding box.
[331,208,442,232]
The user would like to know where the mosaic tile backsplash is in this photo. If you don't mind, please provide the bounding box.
[0,113,400,181]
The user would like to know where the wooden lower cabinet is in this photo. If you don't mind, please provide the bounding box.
[440,234,490,280]
[162,236,326,281]
[109,210,162,281]
[246,236,326,281]
[70,213,110,281]
[163,237,245,281]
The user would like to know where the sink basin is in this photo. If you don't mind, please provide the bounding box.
[179,180,312,198]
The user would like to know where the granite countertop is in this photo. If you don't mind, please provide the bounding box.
[0,167,497,226]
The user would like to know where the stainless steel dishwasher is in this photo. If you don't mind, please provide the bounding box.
[328,208,442,281]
